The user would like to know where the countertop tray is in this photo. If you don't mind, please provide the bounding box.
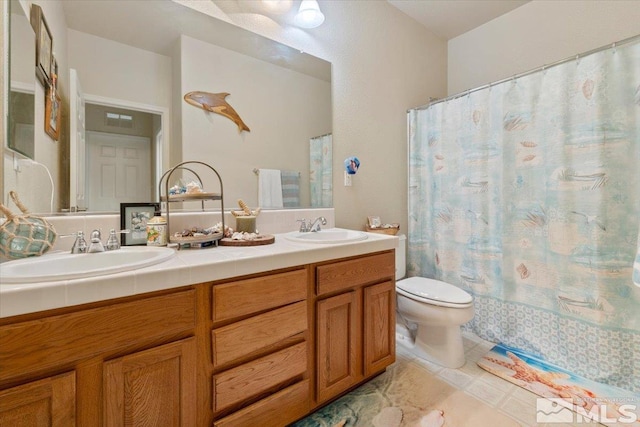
[219,235,275,246]
[161,192,222,202]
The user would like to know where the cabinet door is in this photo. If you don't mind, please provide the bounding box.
[0,372,75,426]
[316,291,359,403]
[103,337,196,427]
[364,281,396,376]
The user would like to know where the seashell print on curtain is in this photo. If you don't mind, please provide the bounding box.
[408,40,640,393]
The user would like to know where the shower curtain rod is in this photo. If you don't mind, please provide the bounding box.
[410,33,640,112]
[311,132,333,139]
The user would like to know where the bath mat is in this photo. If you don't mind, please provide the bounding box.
[477,344,640,426]
[292,355,518,427]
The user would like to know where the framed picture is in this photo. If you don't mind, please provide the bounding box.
[44,87,61,140]
[31,4,53,86]
[120,203,159,246]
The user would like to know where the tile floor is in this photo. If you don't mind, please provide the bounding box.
[395,331,603,427]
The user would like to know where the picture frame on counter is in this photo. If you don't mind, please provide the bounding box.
[120,203,160,246]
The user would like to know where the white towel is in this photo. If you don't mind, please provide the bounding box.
[634,228,640,287]
[258,169,283,209]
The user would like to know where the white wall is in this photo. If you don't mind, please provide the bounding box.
[179,34,331,208]
[448,0,640,95]
[67,29,172,110]
[206,1,447,232]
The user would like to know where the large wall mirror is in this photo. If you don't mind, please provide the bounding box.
[8,0,35,158]
[4,0,332,214]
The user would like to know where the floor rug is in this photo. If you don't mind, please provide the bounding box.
[292,355,518,427]
[477,344,640,426]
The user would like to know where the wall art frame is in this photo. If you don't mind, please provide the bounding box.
[44,87,61,140]
[30,4,53,86]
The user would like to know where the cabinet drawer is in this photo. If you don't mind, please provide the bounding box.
[0,290,195,384]
[213,379,310,427]
[213,269,307,322]
[316,251,395,295]
[212,301,307,368]
[213,342,307,413]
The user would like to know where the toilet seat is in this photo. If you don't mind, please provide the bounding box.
[397,277,473,308]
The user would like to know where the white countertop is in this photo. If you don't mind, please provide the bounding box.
[0,229,398,318]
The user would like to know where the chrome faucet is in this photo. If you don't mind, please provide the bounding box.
[309,216,327,232]
[88,230,105,253]
[297,216,327,232]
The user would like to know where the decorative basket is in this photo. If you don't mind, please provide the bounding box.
[0,191,57,259]
[365,224,400,236]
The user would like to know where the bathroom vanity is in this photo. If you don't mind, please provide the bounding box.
[0,232,397,426]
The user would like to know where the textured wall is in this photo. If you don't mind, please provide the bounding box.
[448,0,640,95]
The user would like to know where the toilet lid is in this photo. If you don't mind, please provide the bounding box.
[397,277,473,305]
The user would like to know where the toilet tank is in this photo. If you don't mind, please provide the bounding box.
[396,234,406,280]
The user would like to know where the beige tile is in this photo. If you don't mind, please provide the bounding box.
[437,367,474,388]
[479,370,518,393]
[438,389,521,427]
[465,379,508,406]
[510,385,541,407]
[500,395,539,426]
[410,355,444,374]
[459,358,487,377]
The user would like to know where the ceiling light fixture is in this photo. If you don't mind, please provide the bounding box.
[294,0,325,29]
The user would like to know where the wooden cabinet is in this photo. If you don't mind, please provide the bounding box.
[211,268,310,426]
[364,281,396,376]
[0,249,395,426]
[315,251,396,404]
[316,291,359,402]
[0,289,196,426]
[103,338,196,427]
[0,372,75,426]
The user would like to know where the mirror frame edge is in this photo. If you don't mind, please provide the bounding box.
[2,0,10,206]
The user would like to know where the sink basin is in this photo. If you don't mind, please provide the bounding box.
[0,247,176,284]
[285,228,368,244]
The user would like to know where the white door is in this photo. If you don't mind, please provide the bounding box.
[86,131,151,211]
[69,69,86,211]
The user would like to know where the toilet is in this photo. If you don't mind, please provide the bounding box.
[395,235,474,368]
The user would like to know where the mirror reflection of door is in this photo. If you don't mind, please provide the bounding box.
[69,70,162,212]
[86,132,151,211]
[84,105,160,212]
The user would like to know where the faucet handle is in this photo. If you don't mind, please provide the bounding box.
[296,219,309,232]
[71,231,88,254]
[105,229,130,251]
[310,216,327,232]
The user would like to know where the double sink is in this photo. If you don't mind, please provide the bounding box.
[0,228,368,284]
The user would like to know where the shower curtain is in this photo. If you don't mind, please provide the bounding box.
[408,40,640,393]
[310,134,333,208]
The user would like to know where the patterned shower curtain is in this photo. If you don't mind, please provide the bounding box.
[310,134,333,208]
[408,40,640,393]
